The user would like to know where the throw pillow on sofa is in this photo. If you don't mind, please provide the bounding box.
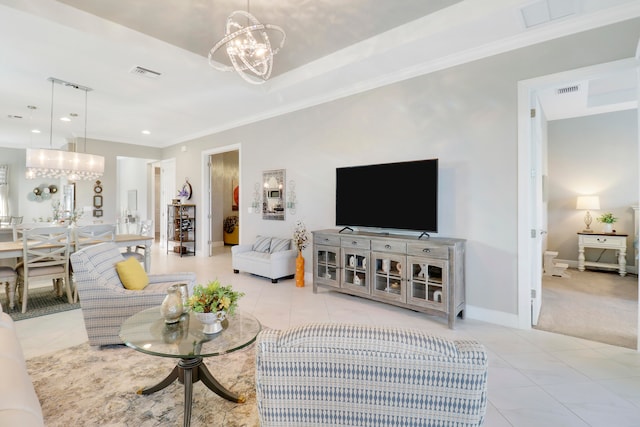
[252,236,272,253]
[116,257,149,290]
[270,238,290,253]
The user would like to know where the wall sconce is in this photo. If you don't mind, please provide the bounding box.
[27,184,57,202]
[286,180,297,214]
[576,195,600,233]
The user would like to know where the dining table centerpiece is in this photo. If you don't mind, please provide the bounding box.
[187,280,244,334]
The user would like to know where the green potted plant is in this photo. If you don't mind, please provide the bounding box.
[597,212,617,233]
[187,280,244,334]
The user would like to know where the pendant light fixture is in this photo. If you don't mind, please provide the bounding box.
[208,1,285,84]
[25,77,104,181]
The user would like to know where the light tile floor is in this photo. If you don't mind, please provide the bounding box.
[13,245,640,426]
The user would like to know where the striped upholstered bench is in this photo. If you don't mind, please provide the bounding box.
[255,323,488,427]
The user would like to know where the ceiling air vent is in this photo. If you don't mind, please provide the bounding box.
[129,66,162,79]
[556,85,579,95]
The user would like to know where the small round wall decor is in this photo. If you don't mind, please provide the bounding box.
[181,179,192,200]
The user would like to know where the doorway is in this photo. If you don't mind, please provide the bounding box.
[200,144,240,257]
[517,57,640,350]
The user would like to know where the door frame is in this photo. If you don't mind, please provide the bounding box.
[517,57,640,350]
[157,158,175,250]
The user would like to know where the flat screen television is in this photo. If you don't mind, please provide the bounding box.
[336,158,438,232]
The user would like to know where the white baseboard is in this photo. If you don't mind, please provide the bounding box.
[465,305,522,329]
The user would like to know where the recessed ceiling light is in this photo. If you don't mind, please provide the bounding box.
[141,130,151,135]
[31,129,41,134]
[60,117,71,122]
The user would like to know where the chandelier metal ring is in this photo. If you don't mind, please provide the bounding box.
[208,11,285,84]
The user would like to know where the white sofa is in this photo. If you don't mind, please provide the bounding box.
[0,302,44,426]
[232,236,297,283]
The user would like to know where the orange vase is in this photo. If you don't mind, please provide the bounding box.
[295,251,305,287]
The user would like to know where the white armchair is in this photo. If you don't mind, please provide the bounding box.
[70,242,196,346]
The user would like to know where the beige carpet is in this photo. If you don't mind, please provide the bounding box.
[27,342,259,426]
[535,269,638,349]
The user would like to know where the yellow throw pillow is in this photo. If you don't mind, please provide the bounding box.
[116,257,149,290]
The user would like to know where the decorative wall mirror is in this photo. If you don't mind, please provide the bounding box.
[127,189,137,212]
[62,184,75,219]
[93,195,103,208]
[262,169,285,221]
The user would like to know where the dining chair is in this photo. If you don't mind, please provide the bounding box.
[0,266,17,310]
[121,219,153,270]
[10,216,24,241]
[72,224,116,301]
[16,226,72,313]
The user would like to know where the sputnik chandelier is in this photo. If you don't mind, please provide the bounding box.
[208,7,285,85]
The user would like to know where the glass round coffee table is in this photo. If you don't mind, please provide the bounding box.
[120,306,261,427]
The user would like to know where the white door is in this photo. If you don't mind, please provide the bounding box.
[530,96,546,326]
[208,157,214,256]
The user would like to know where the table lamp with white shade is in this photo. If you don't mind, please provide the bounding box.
[576,195,600,233]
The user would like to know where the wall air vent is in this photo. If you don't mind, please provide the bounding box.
[556,85,579,95]
[129,66,162,79]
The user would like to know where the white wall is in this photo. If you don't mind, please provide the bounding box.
[222,150,239,220]
[547,110,638,267]
[162,18,640,321]
[116,156,156,222]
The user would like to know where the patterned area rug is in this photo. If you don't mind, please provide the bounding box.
[27,342,259,426]
[2,286,80,321]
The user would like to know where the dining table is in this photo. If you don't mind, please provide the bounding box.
[0,233,154,272]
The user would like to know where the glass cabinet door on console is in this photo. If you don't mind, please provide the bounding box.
[340,248,369,295]
[314,245,340,288]
[371,252,405,303]
[406,256,448,310]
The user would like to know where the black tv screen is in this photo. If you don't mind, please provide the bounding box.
[336,159,438,232]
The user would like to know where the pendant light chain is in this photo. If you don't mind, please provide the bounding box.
[84,87,88,153]
[49,78,54,149]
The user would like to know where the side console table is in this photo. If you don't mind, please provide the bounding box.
[312,229,465,328]
[577,232,627,276]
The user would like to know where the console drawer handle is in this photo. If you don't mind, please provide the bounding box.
[385,244,391,249]
[352,241,357,246]
[597,238,607,242]
[422,248,431,253]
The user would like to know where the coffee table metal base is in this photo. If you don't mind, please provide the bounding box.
[137,357,245,427]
